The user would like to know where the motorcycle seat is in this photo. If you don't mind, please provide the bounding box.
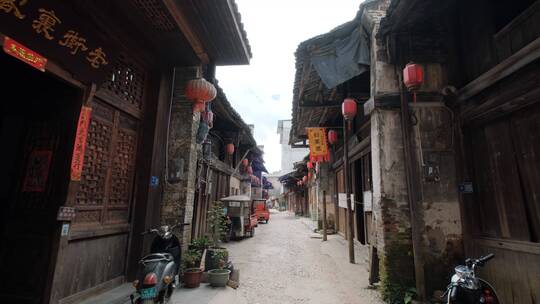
[140,253,173,264]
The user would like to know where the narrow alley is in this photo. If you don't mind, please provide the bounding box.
[171,211,383,304]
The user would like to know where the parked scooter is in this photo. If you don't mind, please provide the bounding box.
[442,253,500,304]
[130,224,188,304]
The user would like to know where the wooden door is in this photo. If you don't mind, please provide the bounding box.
[51,53,147,302]
[467,102,540,304]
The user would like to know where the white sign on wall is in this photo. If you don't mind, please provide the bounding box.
[338,193,355,210]
[363,191,373,212]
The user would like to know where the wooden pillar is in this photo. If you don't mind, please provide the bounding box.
[322,190,328,241]
[343,119,355,264]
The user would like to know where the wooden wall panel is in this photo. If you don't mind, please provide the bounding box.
[470,239,540,304]
[55,234,128,301]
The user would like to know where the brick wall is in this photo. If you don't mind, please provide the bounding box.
[161,66,201,251]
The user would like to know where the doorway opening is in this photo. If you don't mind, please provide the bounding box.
[0,51,80,304]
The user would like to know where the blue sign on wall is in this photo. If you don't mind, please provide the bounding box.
[150,176,159,188]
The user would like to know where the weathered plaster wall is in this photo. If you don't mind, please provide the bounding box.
[368,5,463,298]
[162,67,200,251]
[371,108,416,301]
[317,163,337,230]
[412,103,462,293]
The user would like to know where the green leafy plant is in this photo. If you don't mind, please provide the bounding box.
[403,287,416,304]
[191,236,211,251]
[212,249,228,269]
[182,249,202,270]
[207,201,227,245]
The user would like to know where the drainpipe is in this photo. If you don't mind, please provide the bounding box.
[396,67,426,301]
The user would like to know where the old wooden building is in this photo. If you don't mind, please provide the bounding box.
[289,0,540,302]
[378,0,540,302]
[191,82,266,238]
[0,1,250,303]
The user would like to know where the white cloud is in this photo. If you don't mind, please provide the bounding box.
[217,0,362,172]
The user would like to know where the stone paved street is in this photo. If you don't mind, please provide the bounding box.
[171,211,383,304]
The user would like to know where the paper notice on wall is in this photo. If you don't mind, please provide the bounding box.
[338,193,355,210]
[363,191,373,212]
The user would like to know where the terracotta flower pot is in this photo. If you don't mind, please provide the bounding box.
[183,268,203,288]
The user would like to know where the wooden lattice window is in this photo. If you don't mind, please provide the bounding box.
[74,100,138,227]
[102,54,146,112]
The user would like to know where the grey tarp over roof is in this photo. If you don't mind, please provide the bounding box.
[310,20,370,89]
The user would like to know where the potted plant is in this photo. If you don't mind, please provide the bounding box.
[182,249,202,288]
[207,250,231,287]
[205,201,229,271]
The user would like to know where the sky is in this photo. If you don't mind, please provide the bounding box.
[216,0,362,173]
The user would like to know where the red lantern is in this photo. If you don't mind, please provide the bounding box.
[247,166,253,175]
[342,98,357,121]
[306,161,313,170]
[403,62,424,103]
[403,62,424,91]
[226,143,235,155]
[185,78,217,102]
[242,158,249,167]
[185,78,217,112]
[328,130,338,145]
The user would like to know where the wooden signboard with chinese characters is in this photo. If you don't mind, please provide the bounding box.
[307,127,330,162]
[70,106,92,181]
[0,0,117,84]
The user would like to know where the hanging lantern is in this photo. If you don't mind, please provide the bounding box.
[203,110,214,128]
[247,166,253,175]
[225,143,235,155]
[403,62,424,103]
[242,158,249,167]
[185,78,217,112]
[328,130,338,145]
[342,98,357,121]
[306,161,313,170]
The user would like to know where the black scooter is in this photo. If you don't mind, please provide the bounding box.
[130,224,188,304]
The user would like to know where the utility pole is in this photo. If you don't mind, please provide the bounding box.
[343,119,355,264]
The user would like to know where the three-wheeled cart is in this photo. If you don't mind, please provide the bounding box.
[221,195,257,239]
[253,198,270,224]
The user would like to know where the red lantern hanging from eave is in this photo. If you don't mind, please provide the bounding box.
[242,158,249,167]
[226,143,235,155]
[328,130,338,145]
[403,62,424,103]
[185,78,217,112]
[342,98,357,121]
